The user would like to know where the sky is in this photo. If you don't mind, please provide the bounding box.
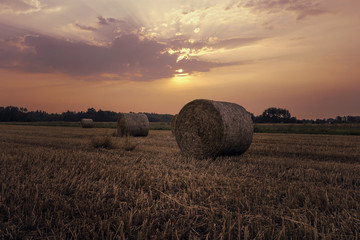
[0,0,359,119]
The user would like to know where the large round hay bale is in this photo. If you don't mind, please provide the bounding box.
[80,118,94,128]
[117,113,149,137]
[171,114,178,135]
[174,99,253,159]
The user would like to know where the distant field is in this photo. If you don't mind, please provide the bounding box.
[254,123,360,135]
[0,121,171,130]
[1,125,359,239]
[1,122,359,135]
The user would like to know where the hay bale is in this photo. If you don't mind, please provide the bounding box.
[80,118,94,128]
[117,113,149,137]
[174,99,253,159]
[171,114,178,135]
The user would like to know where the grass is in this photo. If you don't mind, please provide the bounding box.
[149,122,171,130]
[90,135,137,151]
[0,125,360,239]
[91,135,117,149]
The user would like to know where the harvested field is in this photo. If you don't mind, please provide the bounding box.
[0,125,359,239]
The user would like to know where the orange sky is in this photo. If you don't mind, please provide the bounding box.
[0,0,359,119]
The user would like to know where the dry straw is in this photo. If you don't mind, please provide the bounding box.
[117,113,149,137]
[80,118,94,128]
[171,114,178,135]
[174,99,253,159]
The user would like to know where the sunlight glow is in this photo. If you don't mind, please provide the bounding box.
[173,69,190,84]
[172,73,191,86]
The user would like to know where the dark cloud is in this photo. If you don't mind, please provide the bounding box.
[0,32,236,81]
[0,24,34,69]
[107,18,118,24]
[234,0,326,20]
[98,16,124,26]
[75,16,126,33]
[98,16,109,25]
[0,39,22,67]
[75,24,97,32]
[0,23,33,38]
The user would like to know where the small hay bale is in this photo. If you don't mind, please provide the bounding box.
[174,99,253,159]
[80,118,94,128]
[117,113,149,137]
[171,114,178,135]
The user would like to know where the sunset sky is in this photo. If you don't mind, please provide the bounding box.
[0,0,359,119]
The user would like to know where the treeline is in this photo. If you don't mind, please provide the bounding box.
[251,107,360,124]
[252,107,296,123]
[0,106,173,123]
[1,106,359,124]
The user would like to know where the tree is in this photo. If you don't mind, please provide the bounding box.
[86,108,97,119]
[0,106,27,121]
[260,107,293,123]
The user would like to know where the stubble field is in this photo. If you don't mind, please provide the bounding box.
[0,125,359,239]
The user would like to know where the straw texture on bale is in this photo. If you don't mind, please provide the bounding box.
[80,119,94,128]
[174,99,253,159]
[117,113,149,137]
[171,114,178,135]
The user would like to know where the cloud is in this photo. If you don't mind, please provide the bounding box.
[294,7,326,20]
[0,32,235,81]
[168,36,262,51]
[235,0,326,20]
[71,15,141,44]
[214,37,262,49]
[0,0,42,14]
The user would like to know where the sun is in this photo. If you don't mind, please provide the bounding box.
[174,69,189,78]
